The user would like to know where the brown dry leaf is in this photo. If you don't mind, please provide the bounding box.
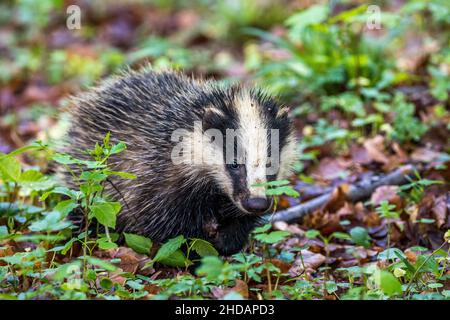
[270,259,291,274]
[411,147,442,163]
[350,144,372,165]
[0,243,14,266]
[231,279,249,299]
[95,247,153,275]
[211,280,249,299]
[370,185,402,207]
[21,85,60,105]
[304,210,343,236]
[289,250,326,276]
[322,185,349,214]
[363,135,389,164]
[276,196,292,209]
[432,195,448,228]
[144,283,162,296]
[310,157,351,181]
[109,268,127,286]
[404,249,417,264]
[336,202,355,220]
[273,221,305,236]
[391,142,409,162]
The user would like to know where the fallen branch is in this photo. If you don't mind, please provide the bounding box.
[265,164,417,223]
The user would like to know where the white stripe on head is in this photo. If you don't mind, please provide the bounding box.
[277,132,297,180]
[234,93,267,198]
[170,122,234,197]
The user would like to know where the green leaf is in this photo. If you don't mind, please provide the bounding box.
[100,277,114,290]
[331,232,352,241]
[378,248,405,261]
[53,261,82,281]
[54,199,78,216]
[190,239,218,257]
[29,211,72,232]
[286,4,329,39]
[349,227,371,248]
[375,270,402,296]
[196,256,224,280]
[19,170,54,191]
[41,186,80,201]
[124,233,152,255]
[80,171,108,182]
[110,142,127,155]
[325,281,338,293]
[253,180,290,187]
[266,186,300,197]
[48,238,76,255]
[305,229,320,239]
[85,256,117,272]
[153,235,185,262]
[97,237,118,250]
[6,142,45,157]
[254,230,290,244]
[19,170,43,182]
[103,132,111,149]
[90,202,121,228]
[394,251,416,274]
[427,283,443,289]
[252,223,272,234]
[52,153,78,165]
[0,226,8,239]
[158,249,190,268]
[107,171,137,180]
[0,154,21,182]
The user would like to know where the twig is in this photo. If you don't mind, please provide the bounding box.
[266,164,417,223]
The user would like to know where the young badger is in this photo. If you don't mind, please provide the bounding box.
[62,69,297,255]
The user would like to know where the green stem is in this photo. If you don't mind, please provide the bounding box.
[404,241,447,297]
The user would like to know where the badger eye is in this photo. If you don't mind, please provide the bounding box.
[229,159,239,170]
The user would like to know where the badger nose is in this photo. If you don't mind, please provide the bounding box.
[242,197,271,214]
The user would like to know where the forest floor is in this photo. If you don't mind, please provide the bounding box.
[0,1,449,300]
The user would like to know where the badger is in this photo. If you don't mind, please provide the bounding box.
[62,69,297,255]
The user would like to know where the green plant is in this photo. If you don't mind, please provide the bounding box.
[375,201,400,250]
[43,133,137,277]
[386,94,429,143]
[247,4,401,100]
[398,171,444,204]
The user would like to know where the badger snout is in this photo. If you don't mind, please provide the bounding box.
[241,197,272,214]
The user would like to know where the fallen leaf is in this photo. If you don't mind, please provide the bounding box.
[273,221,305,236]
[289,250,326,276]
[370,185,402,207]
[94,246,153,275]
[404,249,417,264]
[432,195,448,228]
[311,157,351,181]
[411,147,442,163]
[109,268,127,286]
[231,279,249,299]
[363,135,389,164]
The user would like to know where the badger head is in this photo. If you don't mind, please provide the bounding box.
[171,87,297,215]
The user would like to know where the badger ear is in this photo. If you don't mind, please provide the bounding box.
[202,107,225,131]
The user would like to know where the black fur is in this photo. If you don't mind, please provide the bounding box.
[62,70,293,255]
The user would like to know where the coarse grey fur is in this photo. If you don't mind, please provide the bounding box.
[61,68,297,255]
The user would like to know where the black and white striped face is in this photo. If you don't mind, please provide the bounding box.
[199,89,297,215]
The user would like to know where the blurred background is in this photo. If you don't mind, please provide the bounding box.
[0,0,449,195]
